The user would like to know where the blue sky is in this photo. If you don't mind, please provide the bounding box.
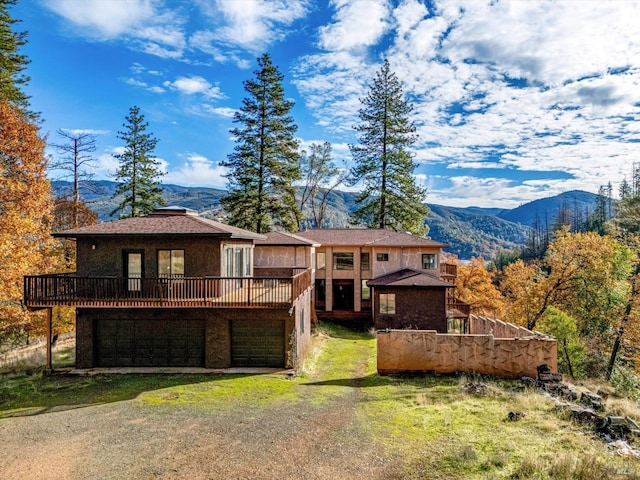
[13,0,640,208]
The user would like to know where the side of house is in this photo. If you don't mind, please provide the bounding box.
[24,207,313,370]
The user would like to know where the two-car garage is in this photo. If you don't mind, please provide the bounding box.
[84,309,288,369]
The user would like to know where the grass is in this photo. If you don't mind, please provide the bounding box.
[1,322,640,478]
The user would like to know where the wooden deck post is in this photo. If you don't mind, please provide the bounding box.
[45,307,53,375]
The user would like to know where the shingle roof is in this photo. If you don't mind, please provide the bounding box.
[367,268,454,288]
[296,228,449,248]
[254,231,318,246]
[53,208,265,240]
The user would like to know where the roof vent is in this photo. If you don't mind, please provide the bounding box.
[150,206,198,216]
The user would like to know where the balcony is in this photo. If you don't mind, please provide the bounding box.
[24,268,312,310]
[440,262,458,281]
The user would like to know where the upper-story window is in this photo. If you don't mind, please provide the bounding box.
[225,247,247,277]
[244,247,252,276]
[316,252,326,270]
[158,249,184,278]
[422,253,437,270]
[360,252,370,270]
[333,252,354,270]
[376,253,389,262]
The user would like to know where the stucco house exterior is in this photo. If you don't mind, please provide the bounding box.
[24,211,470,371]
[24,207,313,370]
[255,229,470,332]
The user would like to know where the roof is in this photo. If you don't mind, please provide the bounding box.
[296,228,449,248]
[53,207,265,240]
[367,268,454,288]
[254,231,318,246]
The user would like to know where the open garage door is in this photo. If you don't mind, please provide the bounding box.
[231,318,285,367]
[95,318,205,367]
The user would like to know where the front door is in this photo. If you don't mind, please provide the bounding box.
[333,280,354,311]
[125,251,144,292]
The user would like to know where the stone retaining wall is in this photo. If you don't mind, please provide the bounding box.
[377,326,557,378]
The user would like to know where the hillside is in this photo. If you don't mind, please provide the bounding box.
[52,181,597,259]
[425,204,530,259]
[498,190,597,226]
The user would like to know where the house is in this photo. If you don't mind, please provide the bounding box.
[23,207,313,370]
[366,268,455,331]
[255,228,470,332]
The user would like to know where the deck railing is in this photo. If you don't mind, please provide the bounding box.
[440,262,458,278]
[24,269,312,309]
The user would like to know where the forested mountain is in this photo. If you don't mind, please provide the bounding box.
[425,204,530,259]
[498,190,598,227]
[52,181,597,259]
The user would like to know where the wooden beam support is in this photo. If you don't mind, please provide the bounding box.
[45,308,53,375]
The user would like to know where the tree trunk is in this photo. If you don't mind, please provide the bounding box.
[606,273,638,380]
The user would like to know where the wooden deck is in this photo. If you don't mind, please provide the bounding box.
[24,269,312,309]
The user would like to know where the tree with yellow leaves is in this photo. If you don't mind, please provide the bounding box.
[455,257,505,318]
[0,100,54,343]
[500,229,632,333]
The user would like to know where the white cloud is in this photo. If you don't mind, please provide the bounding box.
[59,128,109,136]
[44,0,187,58]
[318,0,390,52]
[202,106,237,118]
[164,153,228,188]
[44,0,156,37]
[186,0,309,65]
[163,76,225,99]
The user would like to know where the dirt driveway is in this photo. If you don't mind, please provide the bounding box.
[0,334,402,480]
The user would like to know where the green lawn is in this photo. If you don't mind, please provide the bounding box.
[1,322,639,479]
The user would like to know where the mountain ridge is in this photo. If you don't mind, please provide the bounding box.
[52,180,597,259]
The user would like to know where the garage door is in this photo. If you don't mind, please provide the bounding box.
[95,318,205,367]
[231,318,285,367]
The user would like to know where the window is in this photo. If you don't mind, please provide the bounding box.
[379,293,396,314]
[360,252,370,270]
[234,248,243,277]
[316,252,326,270]
[244,247,252,276]
[158,249,184,278]
[333,252,354,270]
[225,248,234,276]
[422,254,437,270]
[361,280,370,301]
[376,253,389,262]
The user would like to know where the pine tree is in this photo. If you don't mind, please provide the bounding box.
[0,0,32,116]
[111,106,165,218]
[220,53,301,233]
[349,59,428,235]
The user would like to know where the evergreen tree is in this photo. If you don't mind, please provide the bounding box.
[349,59,428,235]
[0,0,32,116]
[111,106,165,218]
[220,53,301,233]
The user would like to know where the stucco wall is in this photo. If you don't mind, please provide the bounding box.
[469,314,535,338]
[292,287,313,368]
[377,329,557,378]
[254,246,311,268]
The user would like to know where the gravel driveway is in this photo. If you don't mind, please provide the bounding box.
[0,336,403,480]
